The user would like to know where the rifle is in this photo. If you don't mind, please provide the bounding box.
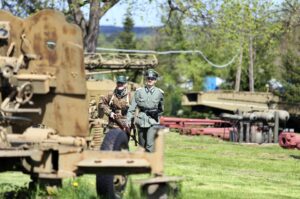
[114,117,139,146]
[131,123,138,146]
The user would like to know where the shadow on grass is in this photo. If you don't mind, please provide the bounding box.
[0,177,182,199]
[0,178,98,199]
[0,183,33,199]
[290,155,300,160]
[126,177,183,199]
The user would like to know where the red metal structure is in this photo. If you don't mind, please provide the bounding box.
[189,127,232,140]
[160,116,233,140]
[160,117,228,128]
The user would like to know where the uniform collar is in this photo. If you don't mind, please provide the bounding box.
[145,86,155,94]
[114,88,127,98]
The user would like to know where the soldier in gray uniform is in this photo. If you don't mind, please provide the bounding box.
[126,69,164,152]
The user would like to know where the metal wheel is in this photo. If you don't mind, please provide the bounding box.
[141,183,169,199]
[16,82,33,104]
[96,129,129,199]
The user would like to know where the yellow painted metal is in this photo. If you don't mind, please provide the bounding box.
[182,91,280,112]
[0,9,89,137]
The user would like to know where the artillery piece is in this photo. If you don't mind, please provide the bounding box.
[0,9,176,198]
[220,110,289,144]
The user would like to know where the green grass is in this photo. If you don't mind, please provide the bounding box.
[164,133,300,199]
[1,132,300,198]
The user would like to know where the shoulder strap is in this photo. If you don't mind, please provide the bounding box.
[109,94,115,106]
[126,94,129,106]
[158,88,164,94]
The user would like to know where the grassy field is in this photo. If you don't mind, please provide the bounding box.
[163,133,300,199]
[1,132,300,198]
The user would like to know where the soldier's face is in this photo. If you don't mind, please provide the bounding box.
[116,82,127,90]
[146,77,157,86]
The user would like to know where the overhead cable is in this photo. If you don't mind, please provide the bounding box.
[95,47,239,68]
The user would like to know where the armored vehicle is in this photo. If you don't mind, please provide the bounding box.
[0,9,175,198]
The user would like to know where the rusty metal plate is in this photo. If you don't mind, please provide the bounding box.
[0,10,89,136]
[21,10,86,94]
[0,10,24,57]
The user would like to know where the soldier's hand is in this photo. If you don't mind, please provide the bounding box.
[115,113,122,119]
[109,112,115,119]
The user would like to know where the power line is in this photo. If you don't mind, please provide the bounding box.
[96,47,239,68]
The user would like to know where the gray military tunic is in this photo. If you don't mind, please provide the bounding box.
[127,86,164,152]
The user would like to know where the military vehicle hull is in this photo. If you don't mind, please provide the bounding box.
[182,91,280,113]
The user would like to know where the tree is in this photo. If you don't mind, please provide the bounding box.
[1,0,121,52]
[279,0,300,102]
[152,11,187,116]
[162,1,282,92]
[114,9,140,82]
[160,0,239,94]
[67,0,121,52]
[214,0,282,92]
[282,50,300,102]
[114,10,136,49]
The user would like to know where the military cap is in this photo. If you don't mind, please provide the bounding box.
[145,69,158,79]
[116,75,127,83]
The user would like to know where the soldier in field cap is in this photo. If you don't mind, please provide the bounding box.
[126,69,164,152]
[99,75,131,134]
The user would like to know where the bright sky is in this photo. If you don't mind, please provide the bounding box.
[99,0,284,27]
[100,0,164,27]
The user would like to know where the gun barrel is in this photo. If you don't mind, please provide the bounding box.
[220,110,290,122]
[220,113,243,120]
